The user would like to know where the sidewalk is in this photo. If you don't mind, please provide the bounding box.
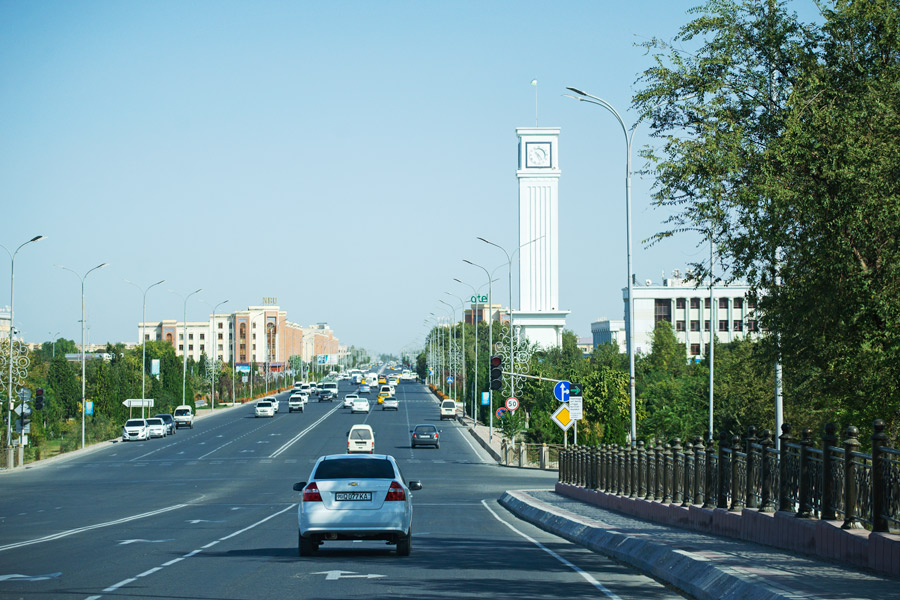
[460,416,899,599]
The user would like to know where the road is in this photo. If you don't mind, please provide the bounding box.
[0,379,684,599]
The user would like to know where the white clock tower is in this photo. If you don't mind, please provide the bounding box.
[514,127,569,348]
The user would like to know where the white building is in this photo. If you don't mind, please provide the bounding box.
[592,272,759,358]
[513,127,569,348]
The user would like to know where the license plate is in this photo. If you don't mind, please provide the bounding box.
[335,492,372,501]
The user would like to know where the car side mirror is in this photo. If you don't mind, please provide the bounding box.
[408,480,422,491]
[292,482,306,491]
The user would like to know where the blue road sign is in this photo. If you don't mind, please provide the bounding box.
[481,392,490,406]
[554,380,571,402]
[446,376,453,383]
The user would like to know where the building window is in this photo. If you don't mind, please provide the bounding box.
[719,298,729,310]
[240,344,246,351]
[218,344,223,351]
[218,333,223,340]
[676,320,686,332]
[690,343,701,356]
[179,334,183,341]
[218,322,223,329]
[654,299,672,324]
[676,298,686,309]
[704,320,710,331]
[252,334,256,341]
[690,320,700,332]
[200,334,205,340]
[189,334,194,340]
[704,298,711,309]
[733,298,743,309]
[719,320,729,332]
[748,298,757,309]
[733,320,743,332]
[200,345,205,353]
[189,345,194,351]
[252,344,256,350]
[747,320,759,332]
[691,298,700,309]
[166,333,173,344]
[252,322,256,329]
[144,334,149,341]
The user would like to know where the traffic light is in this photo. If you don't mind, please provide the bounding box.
[34,388,44,410]
[489,355,503,391]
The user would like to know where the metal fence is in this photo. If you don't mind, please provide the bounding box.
[501,441,561,470]
[558,419,899,533]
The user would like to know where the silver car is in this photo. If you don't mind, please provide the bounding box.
[293,454,422,556]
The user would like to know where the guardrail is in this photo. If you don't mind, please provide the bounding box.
[558,419,899,533]
[500,440,562,470]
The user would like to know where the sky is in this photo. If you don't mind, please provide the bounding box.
[1,0,821,357]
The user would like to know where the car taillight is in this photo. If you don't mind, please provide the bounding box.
[385,481,406,501]
[302,482,322,502]
[434,433,439,438]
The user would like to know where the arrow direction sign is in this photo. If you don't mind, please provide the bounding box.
[553,381,571,402]
[117,539,174,545]
[569,382,584,397]
[312,570,385,581]
[551,404,574,431]
[123,399,154,408]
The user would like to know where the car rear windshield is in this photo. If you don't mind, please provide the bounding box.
[314,458,394,479]
[349,429,372,440]
[174,409,190,415]
[415,425,436,433]
[442,401,455,407]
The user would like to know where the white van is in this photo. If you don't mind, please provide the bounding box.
[347,424,375,454]
[173,405,194,429]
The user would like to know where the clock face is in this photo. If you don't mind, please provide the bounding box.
[526,142,551,168]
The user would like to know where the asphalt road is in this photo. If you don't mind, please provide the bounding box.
[0,378,684,600]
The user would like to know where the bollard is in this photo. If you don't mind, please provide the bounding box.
[821,423,837,520]
[654,439,664,501]
[703,436,715,509]
[519,441,526,468]
[600,444,608,491]
[616,444,624,495]
[623,444,631,497]
[871,420,888,532]
[759,429,775,512]
[745,426,758,509]
[778,423,793,512]
[644,440,655,501]
[682,440,693,507]
[629,443,638,498]
[541,443,548,470]
[717,431,729,509]
[637,441,646,498]
[671,439,682,504]
[730,434,744,511]
[693,437,705,505]
[590,446,598,489]
[796,428,813,518]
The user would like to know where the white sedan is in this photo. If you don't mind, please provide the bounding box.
[381,396,399,411]
[293,454,422,556]
[351,398,370,414]
[255,400,276,417]
[145,417,167,438]
[343,393,359,409]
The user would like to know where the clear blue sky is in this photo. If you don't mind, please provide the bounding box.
[1,1,820,356]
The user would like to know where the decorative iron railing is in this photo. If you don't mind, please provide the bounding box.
[557,419,899,533]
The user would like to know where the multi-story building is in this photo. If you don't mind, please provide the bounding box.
[592,272,759,359]
[139,305,334,373]
[463,304,508,325]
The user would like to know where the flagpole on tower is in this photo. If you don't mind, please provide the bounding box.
[530,79,538,126]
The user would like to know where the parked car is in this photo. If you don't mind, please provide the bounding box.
[440,400,457,420]
[293,454,422,556]
[154,413,176,435]
[381,396,399,411]
[173,405,194,429]
[145,417,168,438]
[411,424,440,449]
[289,393,307,413]
[122,419,149,442]
[255,400,276,418]
[351,398,370,414]
[347,424,375,453]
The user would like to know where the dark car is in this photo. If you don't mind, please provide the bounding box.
[410,424,440,449]
[154,413,176,435]
[318,389,335,402]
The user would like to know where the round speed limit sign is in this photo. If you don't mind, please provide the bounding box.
[505,397,519,411]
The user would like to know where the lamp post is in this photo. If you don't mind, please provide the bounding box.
[464,259,494,439]
[564,86,644,445]
[171,288,202,408]
[57,262,108,449]
[49,331,60,358]
[444,291,467,414]
[208,300,228,411]
[2,235,44,450]
[126,279,165,418]
[439,299,457,401]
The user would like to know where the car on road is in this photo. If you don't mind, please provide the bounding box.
[378,375,387,384]
[381,396,399,411]
[173,405,194,429]
[358,384,371,394]
[320,381,339,398]
[255,400,276,417]
[410,424,440,449]
[440,400,457,420]
[347,424,375,453]
[154,413,176,435]
[122,419,149,442]
[343,393,359,408]
[145,417,168,438]
[318,389,335,402]
[289,393,307,412]
[293,453,422,556]
[351,398,370,414]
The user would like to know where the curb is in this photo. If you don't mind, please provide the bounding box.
[465,424,502,463]
[499,489,812,600]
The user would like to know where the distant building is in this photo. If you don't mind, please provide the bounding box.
[576,337,593,356]
[592,272,758,358]
[464,304,508,325]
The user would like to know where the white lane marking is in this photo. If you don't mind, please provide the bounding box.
[116,539,174,545]
[312,570,385,581]
[83,504,295,600]
[129,442,176,462]
[0,572,62,581]
[455,424,487,460]
[481,500,623,600]
[269,404,342,458]
[0,504,189,553]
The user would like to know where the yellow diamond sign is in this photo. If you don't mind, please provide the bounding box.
[551,404,574,431]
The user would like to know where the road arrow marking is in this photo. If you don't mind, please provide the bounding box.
[0,572,62,581]
[312,570,385,581]
[117,538,174,545]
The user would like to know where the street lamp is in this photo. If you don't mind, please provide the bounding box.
[171,288,202,408]
[565,85,642,445]
[126,279,165,418]
[57,262,108,449]
[206,300,228,411]
[49,331,60,358]
[463,259,495,440]
[438,299,457,401]
[444,291,467,415]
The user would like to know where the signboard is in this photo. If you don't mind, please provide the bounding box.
[496,407,508,419]
[553,381,571,402]
[151,359,160,376]
[17,388,32,402]
[85,401,94,416]
[236,365,251,374]
[568,395,582,420]
[505,397,519,411]
[551,404,574,431]
[13,404,31,417]
[123,399,155,408]
[446,376,453,383]
[15,420,30,434]
[481,392,490,406]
